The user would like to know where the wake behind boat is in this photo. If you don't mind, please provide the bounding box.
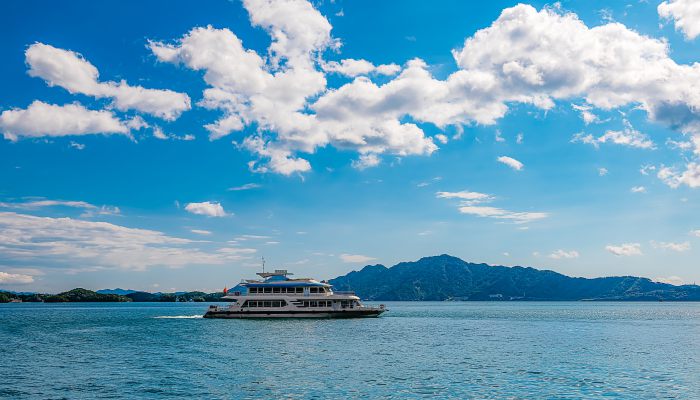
[204,269,385,319]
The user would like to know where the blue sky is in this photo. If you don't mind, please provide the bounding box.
[1,0,700,293]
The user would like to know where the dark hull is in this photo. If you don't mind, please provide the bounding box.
[203,309,385,319]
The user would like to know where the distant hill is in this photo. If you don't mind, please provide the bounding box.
[329,254,700,301]
[4,255,699,302]
[96,288,137,295]
[44,288,132,303]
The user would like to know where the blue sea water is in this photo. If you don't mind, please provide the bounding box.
[1,302,699,399]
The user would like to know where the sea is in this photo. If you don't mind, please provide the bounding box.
[1,301,699,399]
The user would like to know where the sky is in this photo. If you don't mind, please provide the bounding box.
[1,0,700,293]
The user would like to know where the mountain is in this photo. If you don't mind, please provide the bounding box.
[96,288,137,295]
[328,254,700,301]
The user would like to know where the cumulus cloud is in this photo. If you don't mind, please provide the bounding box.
[658,0,700,40]
[598,167,608,176]
[147,2,700,176]
[657,163,700,188]
[184,201,227,217]
[548,249,579,259]
[7,1,700,179]
[25,43,190,120]
[605,243,642,256]
[630,186,647,193]
[339,253,376,263]
[0,101,128,141]
[0,212,255,271]
[497,156,524,171]
[436,190,547,224]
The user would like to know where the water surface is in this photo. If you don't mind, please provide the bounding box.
[2,302,699,399]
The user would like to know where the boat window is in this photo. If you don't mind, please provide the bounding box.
[280,288,287,293]
[263,287,272,293]
[318,287,325,293]
[296,287,303,293]
[249,287,257,294]
[310,287,318,293]
[263,301,272,307]
[273,287,281,293]
[310,301,317,307]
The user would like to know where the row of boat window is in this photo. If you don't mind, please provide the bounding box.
[243,300,287,308]
[299,300,358,308]
[248,286,328,294]
[240,300,359,308]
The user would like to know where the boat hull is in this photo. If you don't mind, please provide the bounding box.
[203,309,385,319]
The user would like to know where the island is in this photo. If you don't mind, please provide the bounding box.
[3,255,700,302]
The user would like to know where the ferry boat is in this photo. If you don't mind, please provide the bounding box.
[204,269,385,319]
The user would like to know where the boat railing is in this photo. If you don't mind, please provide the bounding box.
[333,290,356,295]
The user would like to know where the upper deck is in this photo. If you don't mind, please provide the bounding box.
[226,269,348,297]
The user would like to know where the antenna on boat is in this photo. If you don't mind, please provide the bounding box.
[261,256,265,274]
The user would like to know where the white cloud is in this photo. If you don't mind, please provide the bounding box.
[494,130,506,142]
[70,141,85,150]
[190,229,212,235]
[0,271,35,284]
[516,132,524,144]
[651,240,691,252]
[184,201,227,217]
[497,156,524,171]
[339,253,376,263]
[25,43,190,120]
[457,205,547,224]
[153,126,169,140]
[8,1,695,176]
[0,101,128,141]
[654,275,686,286]
[658,0,700,40]
[572,120,654,150]
[657,163,700,188]
[228,183,262,191]
[0,199,120,216]
[235,234,272,240]
[351,153,381,170]
[434,134,448,144]
[435,190,494,203]
[572,104,600,124]
[598,167,608,176]
[548,249,580,259]
[605,243,642,256]
[0,212,255,271]
[630,186,647,193]
[322,59,400,77]
[691,229,700,237]
[640,164,656,175]
[436,190,547,224]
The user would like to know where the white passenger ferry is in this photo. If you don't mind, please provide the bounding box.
[204,269,385,319]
